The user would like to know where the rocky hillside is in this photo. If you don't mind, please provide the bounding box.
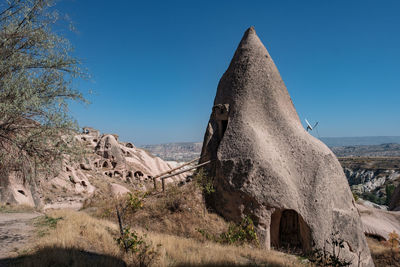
[332,143,400,157]
[339,157,400,207]
[141,142,203,162]
[1,127,187,209]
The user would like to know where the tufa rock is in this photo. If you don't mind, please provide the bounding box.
[110,183,131,197]
[95,134,126,169]
[200,27,373,266]
[357,201,400,240]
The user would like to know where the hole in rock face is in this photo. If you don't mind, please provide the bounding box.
[126,143,134,148]
[111,161,117,169]
[221,119,228,137]
[102,161,109,168]
[270,209,311,253]
[212,104,230,151]
[134,171,144,178]
[17,190,26,196]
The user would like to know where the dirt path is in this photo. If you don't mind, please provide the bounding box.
[0,212,42,259]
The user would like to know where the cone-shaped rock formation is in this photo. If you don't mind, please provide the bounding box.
[200,27,373,266]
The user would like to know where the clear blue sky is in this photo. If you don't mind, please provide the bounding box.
[58,0,400,145]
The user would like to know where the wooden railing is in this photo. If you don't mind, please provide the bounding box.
[152,158,211,192]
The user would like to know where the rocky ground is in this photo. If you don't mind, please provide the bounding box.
[0,212,42,260]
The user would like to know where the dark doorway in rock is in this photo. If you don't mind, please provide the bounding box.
[270,209,311,252]
[279,210,301,249]
[221,119,228,138]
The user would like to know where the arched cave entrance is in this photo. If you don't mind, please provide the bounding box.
[270,209,311,252]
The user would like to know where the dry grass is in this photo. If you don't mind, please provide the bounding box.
[0,203,36,213]
[84,182,230,242]
[367,237,400,266]
[148,231,302,267]
[2,209,304,267]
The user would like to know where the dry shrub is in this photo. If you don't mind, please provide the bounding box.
[367,237,400,267]
[128,182,229,241]
[85,181,229,242]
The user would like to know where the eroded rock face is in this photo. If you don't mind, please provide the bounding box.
[200,27,373,266]
[357,200,400,240]
[1,127,187,209]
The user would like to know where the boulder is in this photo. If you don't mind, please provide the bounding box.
[110,183,131,197]
[200,27,373,266]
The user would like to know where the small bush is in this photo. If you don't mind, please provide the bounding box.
[382,230,400,253]
[308,231,352,266]
[198,216,259,246]
[195,168,215,195]
[386,184,396,206]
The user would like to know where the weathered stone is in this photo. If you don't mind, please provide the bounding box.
[95,134,126,169]
[200,27,373,266]
[110,183,130,196]
[357,200,400,240]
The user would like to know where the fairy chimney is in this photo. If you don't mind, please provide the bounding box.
[200,27,374,266]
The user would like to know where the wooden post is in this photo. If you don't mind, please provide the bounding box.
[162,178,165,192]
[153,177,157,191]
[157,160,211,180]
[153,157,201,179]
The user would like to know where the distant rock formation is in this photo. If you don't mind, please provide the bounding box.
[200,27,373,266]
[0,127,186,209]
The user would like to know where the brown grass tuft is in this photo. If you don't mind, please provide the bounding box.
[367,237,400,266]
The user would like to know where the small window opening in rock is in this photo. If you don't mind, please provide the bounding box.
[114,171,121,177]
[102,161,109,168]
[126,171,133,178]
[93,139,98,143]
[81,181,87,187]
[17,190,26,196]
[134,171,144,178]
[111,161,117,168]
[221,120,228,137]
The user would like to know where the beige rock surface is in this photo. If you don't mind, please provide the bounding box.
[110,183,131,196]
[357,201,400,240]
[200,27,373,266]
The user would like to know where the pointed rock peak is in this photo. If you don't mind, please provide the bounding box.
[233,26,269,60]
[245,26,256,35]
